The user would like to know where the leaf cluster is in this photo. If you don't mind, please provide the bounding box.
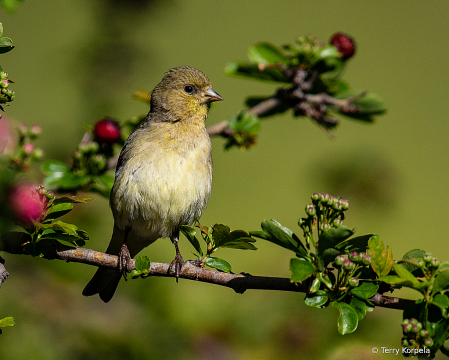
[1,187,92,257]
[223,35,386,148]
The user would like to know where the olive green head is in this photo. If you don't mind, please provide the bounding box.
[150,66,223,122]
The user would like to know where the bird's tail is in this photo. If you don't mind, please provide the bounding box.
[82,225,125,303]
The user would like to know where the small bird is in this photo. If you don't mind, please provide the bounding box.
[83,66,222,302]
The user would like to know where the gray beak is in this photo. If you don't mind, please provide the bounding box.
[201,87,223,104]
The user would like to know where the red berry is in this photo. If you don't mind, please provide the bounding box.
[330,33,356,60]
[9,185,46,226]
[94,118,121,144]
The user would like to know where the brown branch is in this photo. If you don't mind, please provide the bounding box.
[46,247,414,309]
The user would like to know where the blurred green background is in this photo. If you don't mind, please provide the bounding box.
[1,1,449,359]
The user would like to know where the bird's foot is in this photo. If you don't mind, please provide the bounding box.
[118,243,131,281]
[168,252,184,282]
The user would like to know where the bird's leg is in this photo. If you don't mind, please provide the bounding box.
[168,230,184,282]
[118,227,131,281]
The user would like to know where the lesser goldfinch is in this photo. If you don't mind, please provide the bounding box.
[83,66,222,302]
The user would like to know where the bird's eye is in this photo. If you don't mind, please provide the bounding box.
[184,85,194,94]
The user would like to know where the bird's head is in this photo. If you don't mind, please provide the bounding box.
[150,66,223,122]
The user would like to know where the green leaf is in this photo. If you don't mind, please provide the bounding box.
[204,257,232,273]
[393,263,421,288]
[210,224,256,251]
[368,235,394,277]
[304,290,328,308]
[336,91,386,115]
[0,23,3,37]
[0,317,15,329]
[247,42,287,65]
[335,234,373,253]
[42,160,84,189]
[377,275,416,288]
[250,219,307,257]
[179,225,203,257]
[350,282,379,300]
[317,226,355,255]
[433,268,449,295]
[290,258,315,282]
[349,297,374,321]
[401,249,426,273]
[45,203,74,220]
[39,232,84,247]
[0,37,14,54]
[52,196,93,205]
[52,221,78,235]
[218,241,257,250]
[224,61,288,83]
[318,248,341,270]
[135,256,151,272]
[332,301,359,335]
[432,294,449,311]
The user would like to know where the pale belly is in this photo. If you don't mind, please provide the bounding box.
[110,146,212,239]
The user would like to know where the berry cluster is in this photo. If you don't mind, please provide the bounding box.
[401,318,433,353]
[9,123,43,171]
[0,71,15,107]
[298,192,349,248]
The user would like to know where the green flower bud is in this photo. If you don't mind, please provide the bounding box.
[311,192,321,201]
[402,323,412,334]
[333,218,342,227]
[409,318,418,326]
[431,258,440,268]
[320,192,329,203]
[309,277,320,293]
[0,71,8,80]
[419,329,429,339]
[321,222,331,231]
[298,218,306,227]
[9,94,15,101]
[423,337,433,347]
[305,203,316,216]
[32,148,44,160]
[362,253,372,265]
[411,323,422,333]
[0,80,9,88]
[401,337,409,347]
[349,251,360,262]
[340,199,349,210]
[401,319,410,326]
[416,259,425,268]
[333,201,342,211]
[327,196,335,206]
[349,277,359,287]
[1,88,7,94]
[46,191,55,200]
[424,254,433,263]
[342,259,354,271]
[333,254,345,266]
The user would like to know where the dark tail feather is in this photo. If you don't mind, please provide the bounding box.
[82,225,125,302]
[82,267,122,303]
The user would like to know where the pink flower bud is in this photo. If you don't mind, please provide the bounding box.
[22,142,35,154]
[9,184,47,226]
[31,124,42,135]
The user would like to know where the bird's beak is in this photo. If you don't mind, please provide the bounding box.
[200,87,223,104]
